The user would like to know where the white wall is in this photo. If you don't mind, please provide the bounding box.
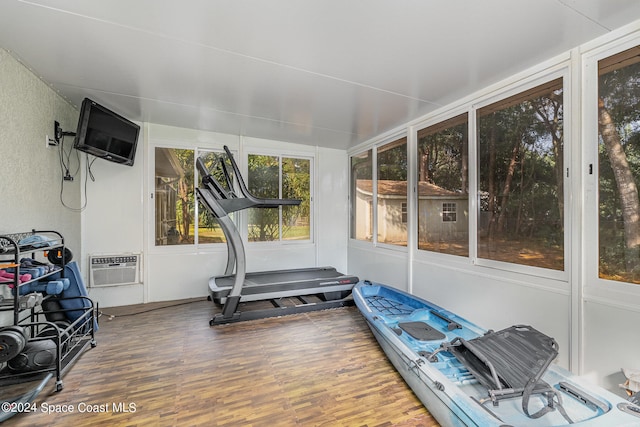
[80,130,145,306]
[0,49,80,325]
[348,244,408,290]
[315,146,351,273]
[82,125,351,306]
[582,301,640,393]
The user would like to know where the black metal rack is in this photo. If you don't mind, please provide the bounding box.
[0,230,97,391]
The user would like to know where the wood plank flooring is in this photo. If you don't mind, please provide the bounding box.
[1,299,439,426]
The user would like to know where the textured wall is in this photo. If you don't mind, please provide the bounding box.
[0,48,80,323]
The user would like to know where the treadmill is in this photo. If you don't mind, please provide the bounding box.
[196,146,359,325]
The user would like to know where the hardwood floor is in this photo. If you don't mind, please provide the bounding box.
[2,299,439,426]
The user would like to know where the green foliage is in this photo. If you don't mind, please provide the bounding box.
[247,154,311,241]
[418,121,467,192]
[477,86,564,249]
[378,138,407,181]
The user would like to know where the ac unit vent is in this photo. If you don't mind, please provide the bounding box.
[89,254,140,287]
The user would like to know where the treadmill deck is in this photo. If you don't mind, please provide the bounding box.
[209,266,358,303]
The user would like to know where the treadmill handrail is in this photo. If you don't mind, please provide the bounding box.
[218,156,237,198]
[197,150,302,209]
[222,145,301,208]
[197,157,234,200]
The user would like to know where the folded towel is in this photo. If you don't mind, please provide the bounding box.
[18,235,54,248]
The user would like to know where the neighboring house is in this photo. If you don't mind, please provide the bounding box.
[353,179,468,245]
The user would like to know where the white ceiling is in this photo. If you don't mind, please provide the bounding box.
[1,1,639,150]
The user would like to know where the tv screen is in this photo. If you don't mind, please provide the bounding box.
[73,98,140,166]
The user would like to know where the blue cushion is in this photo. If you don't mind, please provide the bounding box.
[49,261,98,331]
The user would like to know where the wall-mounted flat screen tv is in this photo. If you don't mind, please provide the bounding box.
[73,98,140,166]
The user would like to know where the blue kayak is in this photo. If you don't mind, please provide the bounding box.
[353,280,640,427]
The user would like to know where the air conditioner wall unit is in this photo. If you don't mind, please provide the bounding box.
[89,253,141,287]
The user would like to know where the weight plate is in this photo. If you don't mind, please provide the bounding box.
[47,247,73,265]
[0,328,26,363]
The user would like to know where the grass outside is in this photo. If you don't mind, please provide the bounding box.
[477,236,564,271]
[194,225,311,243]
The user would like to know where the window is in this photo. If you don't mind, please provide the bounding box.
[442,203,457,222]
[417,113,469,257]
[282,157,311,241]
[154,147,228,246]
[598,45,640,284]
[401,202,408,224]
[155,147,194,246]
[197,150,233,244]
[350,150,373,241]
[247,154,311,242]
[477,78,564,271]
[377,137,408,247]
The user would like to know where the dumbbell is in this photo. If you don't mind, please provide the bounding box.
[16,292,44,310]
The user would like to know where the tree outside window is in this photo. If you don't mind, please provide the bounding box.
[247,154,311,242]
[155,147,194,246]
[477,79,564,271]
[598,45,640,284]
[196,150,231,244]
[154,147,229,246]
[282,158,311,240]
[417,114,469,257]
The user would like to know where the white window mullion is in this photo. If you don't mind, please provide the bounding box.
[372,146,378,246]
[469,105,479,265]
[279,155,283,242]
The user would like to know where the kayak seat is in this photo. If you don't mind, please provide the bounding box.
[397,321,446,341]
[441,325,572,422]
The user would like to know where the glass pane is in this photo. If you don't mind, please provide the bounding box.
[282,157,311,240]
[351,150,373,241]
[154,147,194,246]
[248,154,280,241]
[417,114,469,257]
[598,46,640,283]
[477,78,564,270]
[196,151,230,244]
[377,137,408,246]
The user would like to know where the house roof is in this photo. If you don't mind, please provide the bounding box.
[155,148,185,179]
[355,179,466,198]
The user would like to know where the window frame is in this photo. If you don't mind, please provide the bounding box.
[414,110,470,259]
[376,135,409,248]
[349,132,409,252]
[245,149,315,245]
[151,144,240,250]
[149,142,315,254]
[471,69,571,282]
[350,148,374,242]
[583,33,640,307]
